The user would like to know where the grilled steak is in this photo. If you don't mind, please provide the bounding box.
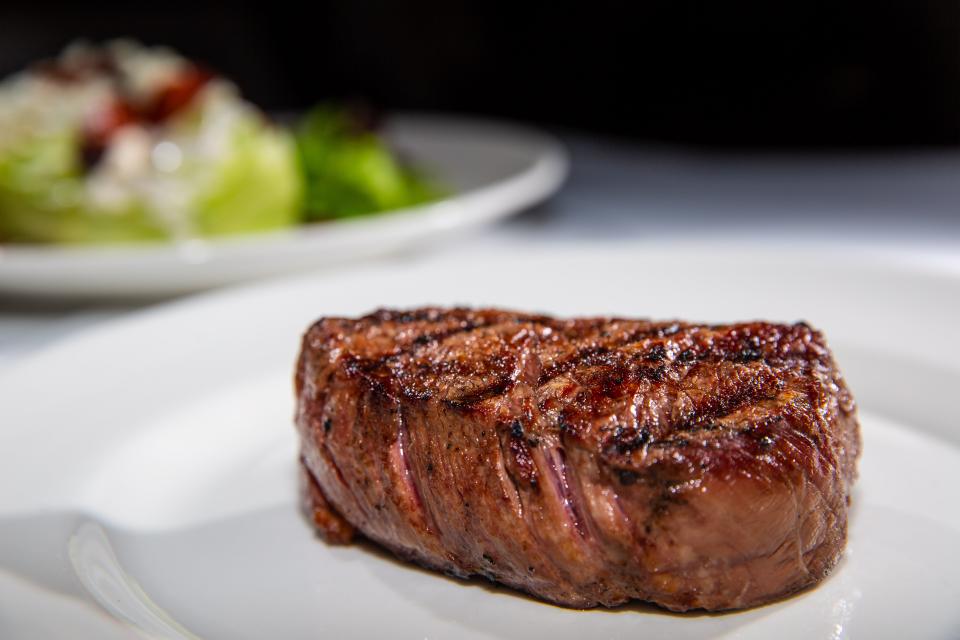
[294,308,860,611]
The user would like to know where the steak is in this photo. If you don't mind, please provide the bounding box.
[294,308,860,611]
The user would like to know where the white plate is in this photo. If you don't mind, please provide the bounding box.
[2,244,959,639]
[0,115,567,299]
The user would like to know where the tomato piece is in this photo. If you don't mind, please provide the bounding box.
[145,67,213,123]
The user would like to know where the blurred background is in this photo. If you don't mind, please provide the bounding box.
[2,0,958,148]
[0,0,958,318]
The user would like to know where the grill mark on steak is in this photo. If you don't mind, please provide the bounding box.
[295,308,860,612]
[443,374,517,410]
[670,365,784,429]
[538,345,615,384]
[535,321,800,391]
[408,320,486,346]
[379,317,497,362]
[345,322,534,409]
[537,326,674,385]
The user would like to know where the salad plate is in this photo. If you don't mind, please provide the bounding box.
[0,114,567,298]
[1,243,958,639]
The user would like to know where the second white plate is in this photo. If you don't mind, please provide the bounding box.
[0,114,567,299]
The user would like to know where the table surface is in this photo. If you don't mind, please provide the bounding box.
[2,134,959,370]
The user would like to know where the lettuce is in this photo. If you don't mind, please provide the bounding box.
[296,105,441,220]
[0,100,439,244]
[0,111,301,244]
[191,118,302,237]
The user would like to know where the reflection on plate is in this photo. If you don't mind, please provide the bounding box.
[0,115,567,298]
[1,245,958,639]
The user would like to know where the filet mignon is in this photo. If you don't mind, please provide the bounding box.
[294,308,860,611]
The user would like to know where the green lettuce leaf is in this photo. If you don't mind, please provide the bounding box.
[296,105,441,221]
[0,114,301,244]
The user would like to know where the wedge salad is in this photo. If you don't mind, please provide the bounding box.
[0,41,441,244]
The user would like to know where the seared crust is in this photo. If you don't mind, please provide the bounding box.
[295,308,860,611]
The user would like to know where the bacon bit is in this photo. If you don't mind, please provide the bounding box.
[84,97,137,144]
[80,98,137,169]
[78,66,212,170]
[143,67,213,123]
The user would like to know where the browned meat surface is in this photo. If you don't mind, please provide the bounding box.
[294,308,860,611]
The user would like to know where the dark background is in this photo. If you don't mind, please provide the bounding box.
[2,1,958,148]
